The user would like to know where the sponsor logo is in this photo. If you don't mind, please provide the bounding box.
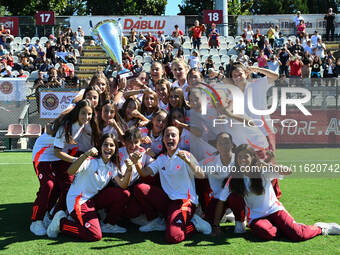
[0,81,13,94]
[42,93,59,110]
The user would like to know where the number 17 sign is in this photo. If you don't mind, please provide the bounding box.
[203,10,223,24]
[36,11,55,25]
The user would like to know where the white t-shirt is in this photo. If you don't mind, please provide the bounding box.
[140,127,164,155]
[201,154,235,201]
[102,125,119,139]
[189,56,200,69]
[310,35,321,46]
[159,100,169,112]
[54,122,85,152]
[178,128,190,151]
[76,123,93,152]
[32,133,59,162]
[118,146,153,186]
[66,157,118,213]
[149,148,198,204]
[244,172,284,224]
[171,80,189,100]
[294,16,304,26]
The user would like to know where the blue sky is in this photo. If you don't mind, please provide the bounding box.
[165,0,181,15]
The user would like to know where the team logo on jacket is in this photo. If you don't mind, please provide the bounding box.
[85,222,91,228]
[42,93,59,110]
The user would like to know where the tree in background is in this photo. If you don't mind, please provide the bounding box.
[178,0,213,15]
[307,0,338,14]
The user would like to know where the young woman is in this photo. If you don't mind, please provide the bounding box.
[98,100,124,140]
[117,97,149,131]
[201,133,246,235]
[155,79,171,111]
[51,99,101,214]
[149,61,167,90]
[229,144,340,241]
[169,87,190,119]
[229,62,280,197]
[30,123,60,236]
[47,134,133,241]
[133,126,211,243]
[171,58,190,100]
[140,90,159,120]
[140,109,168,158]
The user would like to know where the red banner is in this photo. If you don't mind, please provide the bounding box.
[271,110,340,145]
[203,10,223,24]
[0,17,19,36]
[35,11,55,26]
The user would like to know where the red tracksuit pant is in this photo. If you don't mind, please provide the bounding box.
[134,183,197,244]
[59,187,130,241]
[204,194,246,225]
[249,210,322,241]
[31,162,59,221]
[51,160,74,215]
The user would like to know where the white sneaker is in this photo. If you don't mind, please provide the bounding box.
[100,222,127,234]
[234,221,246,234]
[191,214,212,235]
[220,209,235,223]
[43,212,52,228]
[130,214,149,226]
[315,222,340,235]
[139,217,166,232]
[30,220,47,236]
[47,210,66,238]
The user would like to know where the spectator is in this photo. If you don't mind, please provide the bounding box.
[156,31,166,45]
[274,26,284,48]
[75,26,85,53]
[235,39,246,53]
[288,53,303,85]
[17,68,28,78]
[294,11,304,35]
[172,31,183,49]
[333,44,340,60]
[310,31,321,47]
[39,59,53,72]
[208,23,219,49]
[237,51,249,65]
[33,71,47,112]
[311,56,322,86]
[163,51,174,79]
[204,55,215,76]
[303,40,313,54]
[290,38,304,56]
[245,24,254,42]
[257,50,268,68]
[324,8,336,41]
[324,58,337,86]
[267,24,276,47]
[297,20,306,40]
[65,71,79,88]
[175,47,185,60]
[47,68,62,88]
[0,44,8,57]
[253,29,261,44]
[129,28,137,43]
[257,35,265,51]
[137,33,146,48]
[188,50,200,69]
[301,51,312,78]
[278,47,290,77]
[172,25,184,38]
[189,20,206,50]
[263,39,273,58]
[313,37,326,59]
[267,55,279,74]
[152,45,164,62]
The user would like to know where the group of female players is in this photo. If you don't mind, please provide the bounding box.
[30,58,340,243]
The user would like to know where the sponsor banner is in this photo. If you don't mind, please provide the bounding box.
[238,14,340,36]
[70,16,185,36]
[272,109,340,145]
[0,78,27,101]
[0,17,19,36]
[40,90,78,119]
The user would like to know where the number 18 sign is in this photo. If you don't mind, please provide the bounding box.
[36,11,55,25]
[203,10,223,24]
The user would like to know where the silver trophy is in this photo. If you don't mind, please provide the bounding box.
[91,19,132,78]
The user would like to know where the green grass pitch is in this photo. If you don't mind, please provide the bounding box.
[1,148,340,255]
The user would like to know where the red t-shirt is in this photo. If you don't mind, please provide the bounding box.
[192,26,204,39]
[289,61,302,76]
[172,30,183,37]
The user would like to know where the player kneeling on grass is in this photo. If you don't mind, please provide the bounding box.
[134,126,212,244]
[47,134,133,241]
[229,144,340,241]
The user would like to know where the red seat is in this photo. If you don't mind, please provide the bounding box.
[24,124,41,138]
[5,124,23,138]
